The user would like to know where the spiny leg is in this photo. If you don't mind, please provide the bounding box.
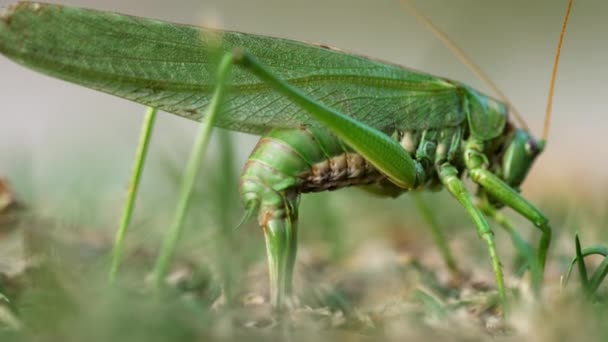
[478,200,541,293]
[469,169,550,289]
[438,163,506,304]
[464,141,551,274]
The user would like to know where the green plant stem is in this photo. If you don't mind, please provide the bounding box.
[575,234,590,293]
[152,53,233,289]
[214,130,238,306]
[413,193,457,272]
[110,107,157,283]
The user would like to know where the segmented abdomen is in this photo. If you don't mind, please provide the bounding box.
[239,126,384,213]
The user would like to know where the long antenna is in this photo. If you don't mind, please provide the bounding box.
[543,0,573,142]
[400,0,530,132]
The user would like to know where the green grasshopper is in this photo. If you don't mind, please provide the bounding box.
[0,1,572,308]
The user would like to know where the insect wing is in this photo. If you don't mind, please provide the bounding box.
[0,2,464,134]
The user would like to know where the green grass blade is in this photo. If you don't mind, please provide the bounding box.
[574,234,590,293]
[588,255,608,295]
[152,53,233,289]
[508,228,541,292]
[212,129,239,305]
[414,288,447,319]
[0,282,18,317]
[562,234,608,296]
[110,107,157,283]
[413,193,457,272]
[564,239,608,287]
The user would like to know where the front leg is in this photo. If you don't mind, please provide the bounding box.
[464,141,551,278]
[478,199,542,293]
[438,163,506,305]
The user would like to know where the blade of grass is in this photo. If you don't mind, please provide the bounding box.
[110,107,157,283]
[0,282,18,317]
[564,240,608,286]
[212,129,239,305]
[508,228,541,291]
[414,288,447,319]
[413,193,457,272]
[152,53,233,289]
[588,255,608,295]
[575,234,590,294]
[561,234,608,297]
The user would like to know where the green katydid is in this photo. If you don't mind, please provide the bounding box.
[0,1,573,308]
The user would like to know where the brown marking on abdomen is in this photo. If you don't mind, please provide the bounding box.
[297,152,384,193]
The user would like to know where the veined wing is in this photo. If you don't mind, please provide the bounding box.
[0,2,465,135]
